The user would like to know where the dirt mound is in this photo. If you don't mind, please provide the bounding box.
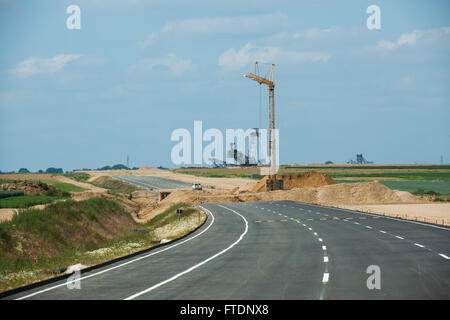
[135,181,421,223]
[315,181,419,205]
[242,181,420,205]
[2,181,65,196]
[136,188,239,222]
[250,171,336,192]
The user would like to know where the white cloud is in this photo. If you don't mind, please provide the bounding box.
[129,53,193,76]
[10,54,82,79]
[377,27,450,51]
[163,12,287,36]
[218,43,331,70]
[138,32,157,50]
[377,40,396,50]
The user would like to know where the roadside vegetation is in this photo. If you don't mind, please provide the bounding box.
[59,173,91,183]
[0,200,203,292]
[90,176,142,194]
[0,195,65,209]
[45,181,87,193]
[0,180,71,209]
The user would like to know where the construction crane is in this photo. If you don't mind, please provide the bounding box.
[245,62,277,191]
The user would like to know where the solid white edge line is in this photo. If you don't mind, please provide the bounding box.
[15,206,215,300]
[123,204,249,300]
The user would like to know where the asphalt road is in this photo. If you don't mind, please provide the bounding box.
[4,201,450,300]
[113,175,192,190]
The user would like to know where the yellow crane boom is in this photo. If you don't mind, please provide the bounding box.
[245,62,277,191]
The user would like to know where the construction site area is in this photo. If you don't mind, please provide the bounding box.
[0,61,449,298]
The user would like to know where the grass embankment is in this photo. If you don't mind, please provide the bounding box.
[0,196,64,209]
[90,176,141,194]
[0,199,203,292]
[0,180,71,209]
[46,181,87,193]
[60,173,90,182]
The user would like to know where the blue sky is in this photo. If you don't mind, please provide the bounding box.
[0,0,449,171]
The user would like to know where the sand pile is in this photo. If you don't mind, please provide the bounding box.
[250,171,336,192]
[242,181,420,205]
[315,181,419,205]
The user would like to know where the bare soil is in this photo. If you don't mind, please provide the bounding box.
[63,168,450,227]
[250,171,336,192]
[339,203,450,226]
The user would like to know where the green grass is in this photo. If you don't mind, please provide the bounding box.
[0,180,20,184]
[328,172,450,181]
[0,200,202,292]
[90,176,141,193]
[0,191,24,199]
[177,166,450,181]
[0,196,65,208]
[46,181,87,193]
[59,173,90,182]
[381,181,450,195]
[145,203,197,229]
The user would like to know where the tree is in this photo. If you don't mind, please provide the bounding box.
[45,167,63,174]
[18,168,30,173]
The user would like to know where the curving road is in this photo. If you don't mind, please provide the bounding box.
[3,201,450,300]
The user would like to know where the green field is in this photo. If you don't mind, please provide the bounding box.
[175,165,450,181]
[0,195,65,208]
[46,181,87,193]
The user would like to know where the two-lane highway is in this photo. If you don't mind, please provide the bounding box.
[4,201,449,300]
